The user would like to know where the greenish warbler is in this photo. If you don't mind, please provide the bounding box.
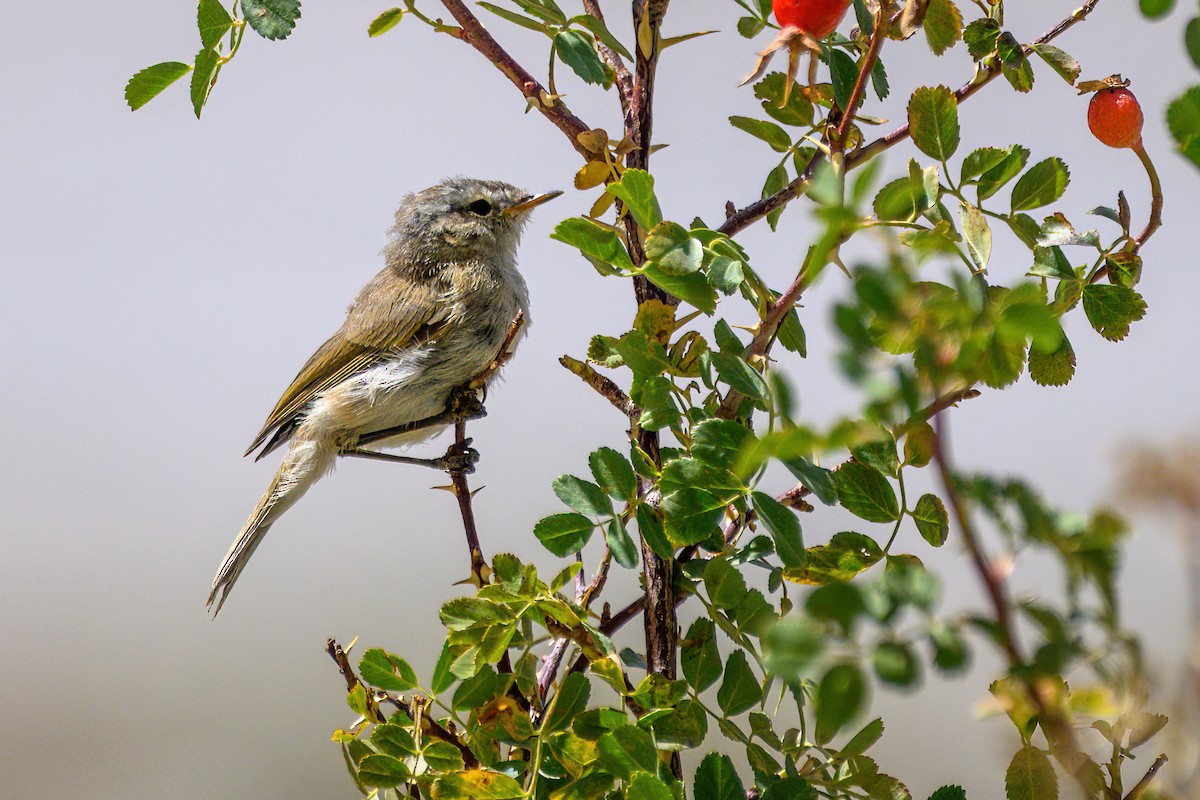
[208,177,561,615]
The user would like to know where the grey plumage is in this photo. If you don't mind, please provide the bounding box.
[208,177,557,615]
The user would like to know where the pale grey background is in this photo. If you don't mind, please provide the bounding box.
[1,2,1196,798]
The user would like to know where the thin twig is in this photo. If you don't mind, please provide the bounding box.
[833,1,890,153]
[1123,754,1168,800]
[892,386,981,437]
[560,355,639,418]
[931,414,1097,789]
[538,548,613,699]
[720,0,1105,237]
[450,419,486,582]
[1132,142,1163,251]
[437,0,593,158]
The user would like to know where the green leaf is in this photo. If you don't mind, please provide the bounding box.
[1029,245,1076,281]
[479,4,547,33]
[124,62,191,111]
[728,116,792,152]
[912,494,949,547]
[1029,337,1076,387]
[682,618,724,692]
[923,0,963,56]
[842,717,885,756]
[241,0,301,40]
[998,32,1034,93]
[753,492,805,568]
[928,787,968,800]
[422,741,465,772]
[695,753,745,800]
[552,474,612,516]
[835,463,900,522]
[873,641,921,687]
[596,725,658,779]
[815,663,867,743]
[1168,86,1200,169]
[783,532,883,585]
[555,30,611,86]
[1187,18,1200,70]
[1030,44,1080,85]
[763,778,818,800]
[712,352,769,402]
[358,754,411,788]
[1139,0,1175,19]
[534,513,596,556]
[873,177,931,222]
[605,518,639,569]
[372,722,417,757]
[625,772,675,800]
[1005,746,1057,800]
[368,8,405,37]
[608,169,662,230]
[544,672,591,732]
[829,49,858,111]
[589,447,637,501]
[738,15,766,38]
[198,0,234,49]
[662,487,726,546]
[851,435,899,478]
[754,72,815,127]
[572,14,633,59]
[963,18,1001,60]
[1011,158,1070,212]
[646,699,708,750]
[359,648,418,692]
[705,556,748,610]
[1082,284,1147,341]
[452,666,500,711]
[960,147,1011,184]
[960,202,992,271]
[645,222,702,275]
[551,217,635,272]
[717,651,763,715]
[189,48,220,118]
[782,457,837,505]
[762,163,789,231]
[907,85,960,161]
[637,504,674,560]
[633,375,682,430]
[763,615,825,680]
[642,264,717,313]
[976,145,1030,201]
[432,770,526,799]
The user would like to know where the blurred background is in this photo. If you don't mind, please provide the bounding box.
[2,1,1198,797]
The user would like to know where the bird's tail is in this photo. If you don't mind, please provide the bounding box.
[208,440,335,616]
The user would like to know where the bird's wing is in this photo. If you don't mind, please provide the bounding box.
[245,273,449,458]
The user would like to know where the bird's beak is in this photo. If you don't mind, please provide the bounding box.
[504,190,563,216]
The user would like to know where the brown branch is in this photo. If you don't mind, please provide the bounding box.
[720,0,1105,237]
[582,0,633,114]
[833,1,891,153]
[559,355,639,418]
[1123,754,1168,800]
[538,548,613,699]
[931,414,1098,790]
[325,638,480,768]
[892,386,981,437]
[438,0,593,158]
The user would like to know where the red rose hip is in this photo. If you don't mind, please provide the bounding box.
[1088,87,1144,149]
[773,0,852,39]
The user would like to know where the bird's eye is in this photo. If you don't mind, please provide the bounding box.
[467,199,493,216]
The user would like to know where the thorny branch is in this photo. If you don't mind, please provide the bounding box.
[437,0,592,158]
[559,355,639,419]
[582,0,633,113]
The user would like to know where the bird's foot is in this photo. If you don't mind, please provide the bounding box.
[436,438,480,475]
[447,386,487,424]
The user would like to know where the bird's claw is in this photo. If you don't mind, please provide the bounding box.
[448,386,487,423]
[438,438,480,474]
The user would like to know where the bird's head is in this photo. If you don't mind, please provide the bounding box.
[387,177,561,269]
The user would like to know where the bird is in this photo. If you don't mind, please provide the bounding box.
[207,177,561,615]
